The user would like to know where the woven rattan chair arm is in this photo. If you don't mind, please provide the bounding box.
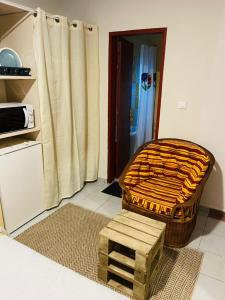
[170,187,201,220]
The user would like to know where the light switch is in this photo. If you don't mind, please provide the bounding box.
[177,100,187,109]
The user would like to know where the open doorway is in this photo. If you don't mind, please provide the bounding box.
[108,28,167,183]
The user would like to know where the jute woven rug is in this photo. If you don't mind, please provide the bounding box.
[15,203,203,300]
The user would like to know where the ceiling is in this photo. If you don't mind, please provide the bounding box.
[0,2,26,16]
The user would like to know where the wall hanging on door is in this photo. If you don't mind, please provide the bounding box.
[141,72,152,91]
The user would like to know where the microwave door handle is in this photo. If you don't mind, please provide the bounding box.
[23,108,29,128]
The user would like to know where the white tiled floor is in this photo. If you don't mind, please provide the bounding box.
[10,179,225,299]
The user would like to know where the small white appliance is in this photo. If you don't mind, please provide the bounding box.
[0,102,34,134]
[0,138,44,233]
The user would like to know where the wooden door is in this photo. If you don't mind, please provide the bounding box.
[108,29,167,183]
[115,38,133,178]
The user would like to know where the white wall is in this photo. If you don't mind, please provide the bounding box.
[56,0,225,212]
[11,0,225,211]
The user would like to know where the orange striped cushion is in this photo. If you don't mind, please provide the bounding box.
[123,140,210,217]
[129,176,183,216]
[123,151,152,187]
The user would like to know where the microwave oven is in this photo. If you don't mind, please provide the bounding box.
[0,103,34,134]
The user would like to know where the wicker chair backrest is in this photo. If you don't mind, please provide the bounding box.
[123,139,210,203]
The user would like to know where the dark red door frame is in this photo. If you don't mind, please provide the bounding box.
[108,27,167,183]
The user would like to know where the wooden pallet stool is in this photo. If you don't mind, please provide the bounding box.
[98,209,166,300]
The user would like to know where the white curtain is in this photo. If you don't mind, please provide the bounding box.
[33,8,99,208]
[134,45,156,152]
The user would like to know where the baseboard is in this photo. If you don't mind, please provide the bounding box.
[199,205,209,215]
[199,205,225,222]
[208,208,225,221]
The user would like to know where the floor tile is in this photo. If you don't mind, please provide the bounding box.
[200,251,225,282]
[198,206,210,216]
[10,211,49,238]
[187,228,203,249]
[76,191,110,211]
[70,187,95,202]
[204,217,225,238]
[199,233,225,258]
[192,274,225,300]
[96,196,122,218]
[94,178,108,189]
[196,214,208,232]
[47,199,72,215]
[82,179,108,194]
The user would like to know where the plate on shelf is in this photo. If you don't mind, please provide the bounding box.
[0,48,22,68]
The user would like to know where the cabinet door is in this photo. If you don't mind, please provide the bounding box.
[0,144,44,233]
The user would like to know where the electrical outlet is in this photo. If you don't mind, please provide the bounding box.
[177,100,187,109]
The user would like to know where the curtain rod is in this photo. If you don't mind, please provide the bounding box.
[33,12,93,31]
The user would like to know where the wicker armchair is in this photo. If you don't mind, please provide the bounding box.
[119,138,215,247]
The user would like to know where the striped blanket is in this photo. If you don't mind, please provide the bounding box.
[123,140,210,218]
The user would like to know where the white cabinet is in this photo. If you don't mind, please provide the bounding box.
[0,2,44,233]
[0,138,44,233]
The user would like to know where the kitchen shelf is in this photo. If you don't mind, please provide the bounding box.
[0,2,31,40]
[0,2,27,15]
[0,76,36,80]
[0,127,40,140]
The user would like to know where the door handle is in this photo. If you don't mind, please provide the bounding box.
[23,108,29,128]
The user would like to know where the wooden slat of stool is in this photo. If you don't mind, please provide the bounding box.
[108,279,133,297]
[99,251,136,270]
[134,251,150,283]
[120,209,166,230]
[133,283,148,300]
[99,227,151,255]
[108,264,135,283]
[113,215,162,238]
[99,252,109,266]
[107,220,158,247]
[109,251,135,269]
[99,264,147,299]
[98,264,108,282]
[150,233,164,260]
[100,250,147,285]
